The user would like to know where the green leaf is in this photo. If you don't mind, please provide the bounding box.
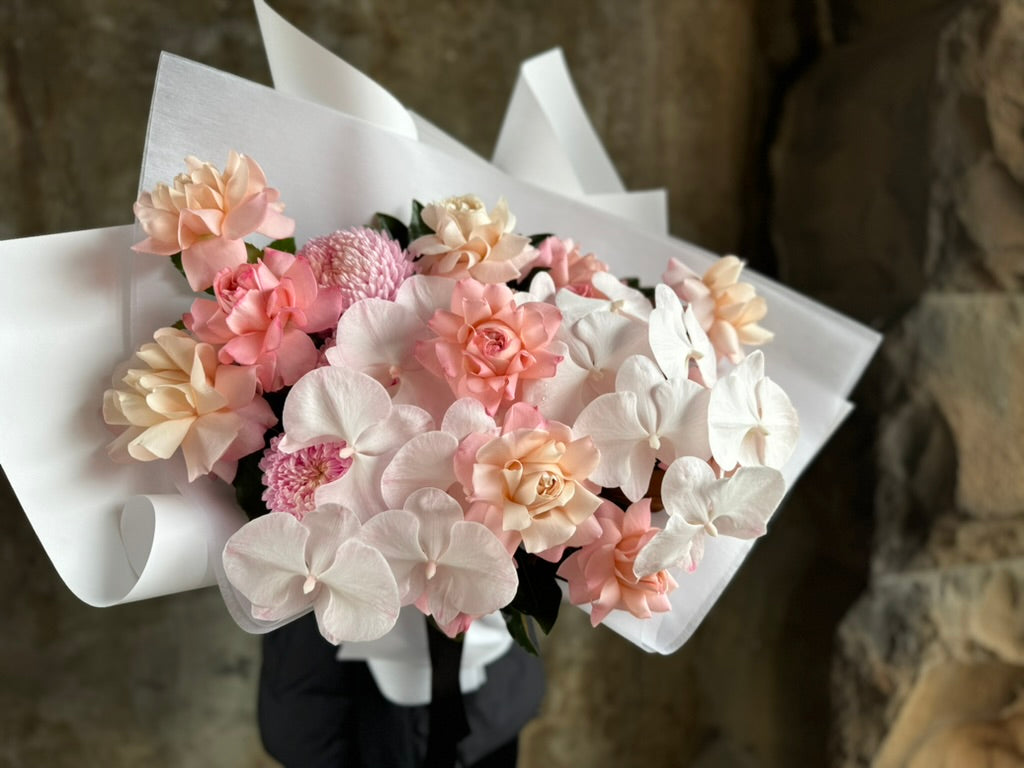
[500,607,541,656]
[509,548,562,634]
[232,388,288,521]
[267,237,297,254]
[245,242,264,264]
[169,252,187,281]
[171,319,186,331]
[408,199,431,242]
[374,213,410,250]
[528,233,553,248]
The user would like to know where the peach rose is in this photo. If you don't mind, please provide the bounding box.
[465,404,602,553]
[663,255,773,363]
[102,328,277,482]
[132,152,294,291]
[410,195,535,283]
[416,278,562,416]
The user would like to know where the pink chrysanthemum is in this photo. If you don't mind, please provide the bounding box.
[298,227,414,313]
[259,434,353,519]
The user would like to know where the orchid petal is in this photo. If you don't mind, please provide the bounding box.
[314,538,401,643]
[280,367,393,451]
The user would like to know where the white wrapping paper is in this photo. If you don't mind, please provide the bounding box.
[0,1,880,704]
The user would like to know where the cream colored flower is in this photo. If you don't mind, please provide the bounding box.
[410,195,535,284]
[467,405,603,553]
[663,255,774,363]
[103,328,276,482]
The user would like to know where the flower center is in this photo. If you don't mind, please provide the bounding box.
[536,470,564,498]
[480,328,508,356]
[302,573,318,594]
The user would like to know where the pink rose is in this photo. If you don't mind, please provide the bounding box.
[132,152,295,291]
[185,248,343,392]
[415,278,563,416]
[530,237,610,297]
[558,498,678,626]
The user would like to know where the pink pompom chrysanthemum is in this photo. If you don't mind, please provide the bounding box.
[259,434,353,519]
[298,227,414,313]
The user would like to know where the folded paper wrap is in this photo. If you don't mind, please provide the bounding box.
[0,0,880,704]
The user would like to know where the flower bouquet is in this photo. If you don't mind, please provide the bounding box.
[0,0,880,711]
[109,141,799,654]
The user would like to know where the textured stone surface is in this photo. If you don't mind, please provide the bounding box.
[823,0,1024,765]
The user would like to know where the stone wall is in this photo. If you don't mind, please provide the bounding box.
[3,1,1021,766]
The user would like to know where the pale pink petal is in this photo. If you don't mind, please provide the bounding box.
[180,237,248,291]
[380,431,459,509]
[439,398,496,441]
[280,367,393,451]
[222,513,311,620]
[394,275,456,324]
[314,539,401,643]
[126,417,194,461]
[313,454,388,522]
[180,412,242,481]
[573,392,648,490]
[358,508,429,602]
[427,521,518,624]
[355,404,434,457]
[222,189,271,240]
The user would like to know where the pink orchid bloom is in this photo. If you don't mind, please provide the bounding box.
[222,504,400,644]
[558,499,677,626]
[358,488,518,638]
[278,366,434,520]
[133,152,295,291]
[326,275,455,422]
[185,248,343,392]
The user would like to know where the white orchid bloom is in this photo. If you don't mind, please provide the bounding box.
[649,283,717,387]
[524,309,652,424]
[380,398,496,509]
[574,354,711,501]
[279,366,433,520]
[326,275,454,422]
[633,456,786,578]
[358,488,518,635]
[707,350,799,471]
[555,271,653,323]
[222,504,401,644]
